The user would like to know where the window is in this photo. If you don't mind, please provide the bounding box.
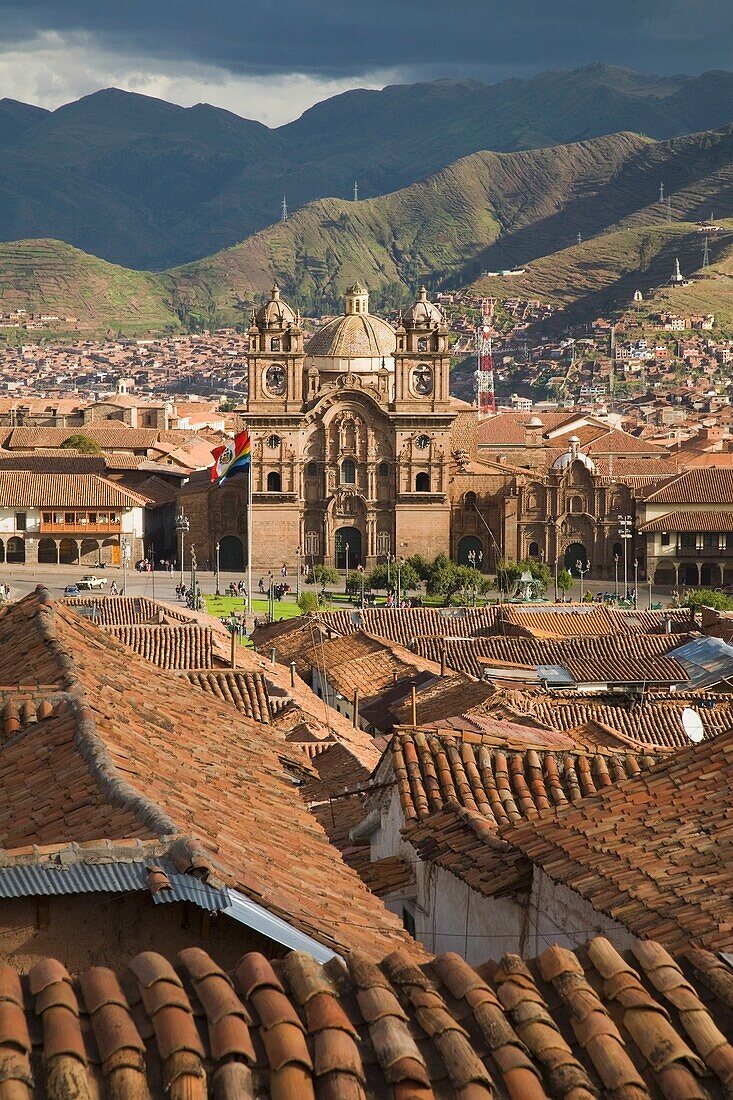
[528,541,540,558]
[378,461,389,478]
[267,434,281,449]
[463,491,477,511]
[267,471,282,492]
[306,461,318,477]
[64,513,74,524]
[415,472,430,492]
[402,906,416,937]
[14,513,26,531]
[42,512,52,524]
[660,532,670,547]
[341,459,356,485]
[417,337,428,353]
[681,533,696,549]
[271,337,280,352]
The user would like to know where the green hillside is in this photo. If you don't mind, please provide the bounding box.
[0,240,177,335]
[3,121,733,336]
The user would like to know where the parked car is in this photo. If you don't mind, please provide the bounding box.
[77,575,107,591]
[63,584,80,597]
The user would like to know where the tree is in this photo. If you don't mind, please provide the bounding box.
[425,555,490,603]
[406,554,431,581]
[306,564,339,592]
[61,434,102,454]
[367,561,420,593]
[556,568,574,596]
[297,592,319,614]
[682,589,733,612]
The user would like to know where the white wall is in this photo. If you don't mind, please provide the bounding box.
[372,786,639,963]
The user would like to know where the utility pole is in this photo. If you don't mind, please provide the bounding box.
[281,195,288,221]
[353,181,358,202]
[659,181,665,203]
[577,232,582,246]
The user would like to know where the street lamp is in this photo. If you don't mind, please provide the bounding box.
[614,553,619,602]
[120,537,130,596]
[633,558,639,608]
[175,512,190,587]
[619,514,632,601]
[357,564,365,608]
[215,540,221,597]
[190,545,198,609]
[576,558,590,602]
[296,545,302,601]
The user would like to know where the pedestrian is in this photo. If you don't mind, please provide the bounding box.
[258,577,265,594]
[281,563,287,577]
[110,581,118,595]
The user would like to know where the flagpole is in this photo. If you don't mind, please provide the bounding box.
[247,454,253,617]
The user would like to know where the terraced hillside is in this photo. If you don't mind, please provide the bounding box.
[0,240,177,334]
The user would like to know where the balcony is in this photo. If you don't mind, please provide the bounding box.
[39,521,121,535]
[671,545,733,558]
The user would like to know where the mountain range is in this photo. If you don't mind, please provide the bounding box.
[3,64,733,269]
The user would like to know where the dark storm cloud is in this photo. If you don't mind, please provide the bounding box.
[0,0,731,78]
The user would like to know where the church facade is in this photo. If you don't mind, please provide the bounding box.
[180,282,465,572]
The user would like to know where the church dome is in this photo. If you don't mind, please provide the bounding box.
[255,284,296,329]
[551,435,596,473]
[403,286,444,327]
[305,282,396,360]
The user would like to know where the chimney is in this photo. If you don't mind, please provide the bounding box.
[230,629,237,669]
[352,688,360,728]
[440,641,446,677]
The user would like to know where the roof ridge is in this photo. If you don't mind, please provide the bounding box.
[33,586,178,839]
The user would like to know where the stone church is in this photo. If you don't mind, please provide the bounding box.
[177,282,655,579]
[179,282,473,571]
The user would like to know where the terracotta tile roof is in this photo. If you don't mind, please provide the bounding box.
[0,587,414,959]
[415,633,691,683]
[644,467,733,504]
[480,691,728,750]
[312,605,504,648]
[106,624,214,670]
[640,510,733,532]
[476,410,582,445]
[5,425,161,450]
[0,938,728,1097]
[0,450,108,473]
[184,670,285,723]
[392,729,658,830]
[504,726,733,952]
[65,596,191,626]
[0,471,148,508]
[498,603,692,638]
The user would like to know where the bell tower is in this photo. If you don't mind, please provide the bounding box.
[247,284,305,413]
[394,287,451,411]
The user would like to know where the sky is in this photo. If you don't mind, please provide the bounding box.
[0,0,730,127]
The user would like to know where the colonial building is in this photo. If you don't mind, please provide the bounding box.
[179,282,471,571]
[638,468,733,587]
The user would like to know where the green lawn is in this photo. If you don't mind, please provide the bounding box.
[204,595,303,620]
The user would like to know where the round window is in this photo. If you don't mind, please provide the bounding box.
[267,434,281,448]
[264,363,286,396]
[415,434,431,450]
[412,364,433,395]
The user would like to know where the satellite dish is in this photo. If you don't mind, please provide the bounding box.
[681,707,705,744]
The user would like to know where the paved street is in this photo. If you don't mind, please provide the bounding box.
[0,563,679,610]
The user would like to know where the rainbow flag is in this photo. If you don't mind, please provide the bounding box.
[210,429,251,485]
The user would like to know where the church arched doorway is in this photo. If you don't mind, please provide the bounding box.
[335,527,362,569]
[219,535,245,571]
[457,535,483,569]
[564,543,588,575]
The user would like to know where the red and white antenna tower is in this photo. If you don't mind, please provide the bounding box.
[475,298,496,418]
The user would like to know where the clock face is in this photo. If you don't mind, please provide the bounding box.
[265,364,286,396]
[415,434,431,450]
[413,364,433,395]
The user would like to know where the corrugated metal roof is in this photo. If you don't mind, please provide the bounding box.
[0,859,229,911]
[670,636,733,689]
